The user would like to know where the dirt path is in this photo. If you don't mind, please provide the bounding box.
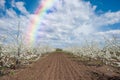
[0,52,120,80]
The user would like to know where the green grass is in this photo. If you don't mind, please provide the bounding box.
[10,71,15,75]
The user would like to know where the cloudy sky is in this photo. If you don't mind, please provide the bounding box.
[0,0,120,48]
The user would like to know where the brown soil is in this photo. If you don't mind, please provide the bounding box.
[0,52,120,80]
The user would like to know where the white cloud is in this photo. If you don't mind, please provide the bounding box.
[0,15,30,44]
[0,0,5,9]
[15,2,28,14]
[11,0,16,7]
[92,30,120,44]
[96,30,120,36]
[6,9,17,18]
[93,11,120,27]
[36,0,120,45]
[0,0,120,47]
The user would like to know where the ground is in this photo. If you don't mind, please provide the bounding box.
[0,52,120,80]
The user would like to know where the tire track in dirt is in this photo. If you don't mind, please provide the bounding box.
[1,52,118,80]
[44,53,58,80]
[62,54,77,80]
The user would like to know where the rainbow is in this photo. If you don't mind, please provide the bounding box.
[26,0,57,46]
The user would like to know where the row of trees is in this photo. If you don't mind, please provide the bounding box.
[64,35,120,67]
[0,22,55,71]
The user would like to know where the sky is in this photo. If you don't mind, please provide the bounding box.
[0,0,120,48]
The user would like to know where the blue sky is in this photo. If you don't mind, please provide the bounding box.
[85,0,120,12]
[84,0,120,32]
[0,0,120,48]
[2,0,120,15]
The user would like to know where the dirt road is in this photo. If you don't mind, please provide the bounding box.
[0,52,120,80]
